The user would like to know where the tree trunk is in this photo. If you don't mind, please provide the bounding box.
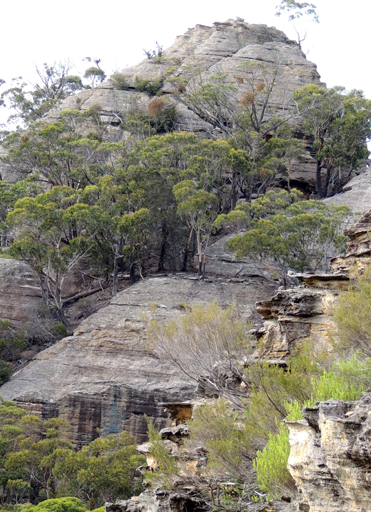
[158,222,168,272]
[182,227,194,272]
[112,254,119,296]
[130,263,136,285]
[316,160,324,198]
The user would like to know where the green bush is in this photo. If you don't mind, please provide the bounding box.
[134,77,162,96]
[253,357,371,500]
[28,498,87,512]
[333,265,371,357]
[111,73,130,91]
[53,322,68,338]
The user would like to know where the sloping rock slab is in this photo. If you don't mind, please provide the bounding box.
[0,275,274,446]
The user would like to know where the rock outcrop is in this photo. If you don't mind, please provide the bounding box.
[253,274,349,361]
[330,207,371,276]
[0,273,275,446]
[252,206,371,361]
[287,391,371,512]
[324,160,371,215]
[0,257,43,328]
[1,20,325,193]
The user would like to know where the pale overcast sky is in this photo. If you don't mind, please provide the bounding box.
[1,0,370,124]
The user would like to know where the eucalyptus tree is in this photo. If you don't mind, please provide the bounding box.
[293,85,371,197]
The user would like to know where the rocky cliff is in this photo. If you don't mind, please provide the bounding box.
[1,20,325,193]
[287,392,371,512]
[0,257,43,329]
[0,270,276,446]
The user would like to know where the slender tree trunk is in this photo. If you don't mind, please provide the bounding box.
[324,163,333,198]
[316,160,324,198]
[158,222,168,272]
[112,239,124,296]
[182,227,194,272]
[130,263,136,285]
[112,255,119,296]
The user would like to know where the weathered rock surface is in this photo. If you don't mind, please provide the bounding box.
[253,206,371,361]
[331,207,371,276]
[1,20,325,193]
[324,161,371,215]
[287,391,371,512]
[0,257,42,328]
[0,273,275,446]
[254,282,341,361]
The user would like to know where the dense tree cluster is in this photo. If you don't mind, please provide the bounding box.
[0,399,144,509]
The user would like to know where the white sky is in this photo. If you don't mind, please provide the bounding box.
[1,0,370,124]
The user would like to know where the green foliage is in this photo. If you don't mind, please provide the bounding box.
[0,63,86,125]
[253,423,293,500]
[226,197,350,282]
[145,417,177,479]
[143,42,164,60]
[275,1,319,23]
[0,398,143,508]
[0,362,12,386]
[133,77,162,96]
[252,353,371,500]
[0,320,28,384]
[27,498,87,512]
[110,74,130,91]
[53,323,68,338]
[333,265,371,357]
[149,301,253,404]
[293,85,371,197]
[191,400,253,481]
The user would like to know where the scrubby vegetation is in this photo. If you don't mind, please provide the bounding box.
[1,12,371,509]
[0,400,144,510]
[148,291,371,504]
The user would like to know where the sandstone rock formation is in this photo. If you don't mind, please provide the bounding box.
[330,207,371,276]
[0,273,275,446]
[324,161,371,215]
[287,392,371,512]
[253,274,349,361]
[0,257,42,328]
[1,20,325,193]
[252,206,371,361]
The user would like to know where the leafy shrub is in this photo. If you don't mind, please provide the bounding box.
[28,498,87,512]
[253,356,371,500]
[134,77,162,96]
[333,265,371,357]
[111,73,130,91]
[53,322,68,338]
[148,98,164,116]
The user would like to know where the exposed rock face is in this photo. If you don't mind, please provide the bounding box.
[1,20,325,193]
[324,161,371,215]
[331,208,371,276]
[287,391,371,512]
[0,257,42,328]
[0,273,275,446]
[253,206,371,361]
[254,279,345,361]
